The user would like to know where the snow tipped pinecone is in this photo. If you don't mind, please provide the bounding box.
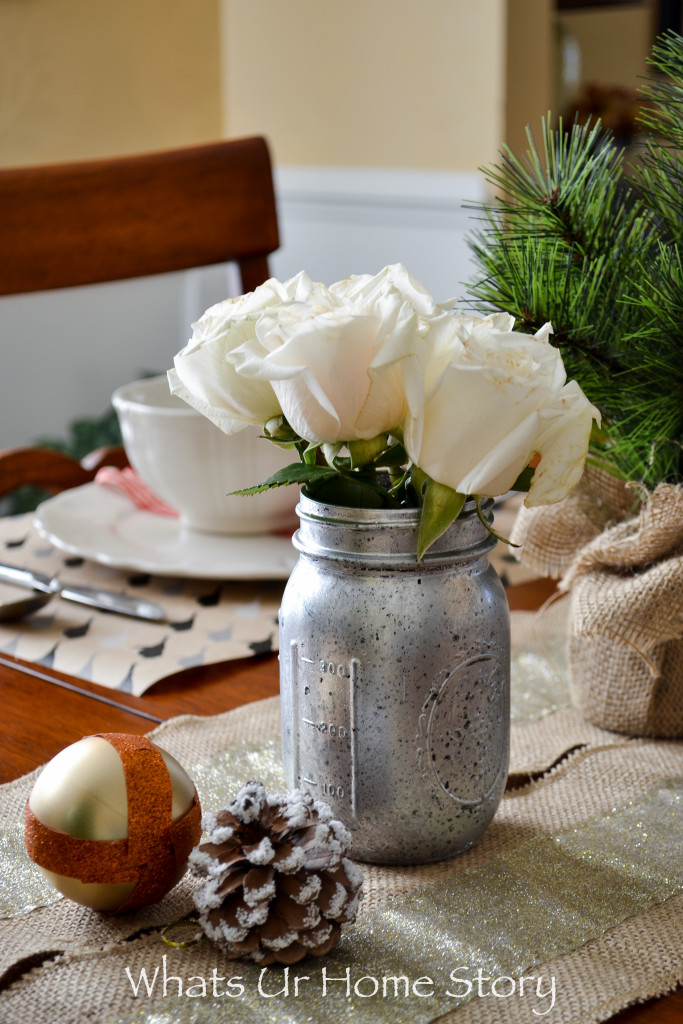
[190,782,363,965]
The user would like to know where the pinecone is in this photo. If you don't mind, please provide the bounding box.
[190,782,363,965]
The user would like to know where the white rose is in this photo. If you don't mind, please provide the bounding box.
[168,272,321,433]
[329,262,437,317]
[404,316,599,504]
[234,263,439,443]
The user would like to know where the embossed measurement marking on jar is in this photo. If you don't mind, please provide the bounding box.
[289,642,361,818]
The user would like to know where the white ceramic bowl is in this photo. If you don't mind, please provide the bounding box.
[112,375,298,535]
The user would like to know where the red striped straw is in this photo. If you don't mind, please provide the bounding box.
[95,466,178,517]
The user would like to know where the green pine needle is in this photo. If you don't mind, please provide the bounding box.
[466,38,683,489]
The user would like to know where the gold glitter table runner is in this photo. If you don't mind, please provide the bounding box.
[0,695,681,1024]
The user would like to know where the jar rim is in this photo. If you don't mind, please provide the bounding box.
[294,492,498,566]
[297,490,492,526]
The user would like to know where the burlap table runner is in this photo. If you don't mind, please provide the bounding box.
[511,470,683,737]
[1,681,681,1023]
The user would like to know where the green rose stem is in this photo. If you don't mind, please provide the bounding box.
[474,495,520,547]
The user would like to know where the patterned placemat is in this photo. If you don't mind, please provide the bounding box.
[0,513,283,694]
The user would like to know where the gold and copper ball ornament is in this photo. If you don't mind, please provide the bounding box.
[190,781,364,964]
[24,733,202,913]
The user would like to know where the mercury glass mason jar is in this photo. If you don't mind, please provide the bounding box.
[278,493,510,865]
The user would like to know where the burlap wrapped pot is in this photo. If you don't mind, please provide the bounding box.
[510,469,683,738]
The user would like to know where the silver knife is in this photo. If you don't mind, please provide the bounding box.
[0,563,167,622]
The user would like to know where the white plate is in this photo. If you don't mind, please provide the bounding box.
[34,483,299,579]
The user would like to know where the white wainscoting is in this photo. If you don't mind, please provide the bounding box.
[0,166,487,447]
[271,166,488,302]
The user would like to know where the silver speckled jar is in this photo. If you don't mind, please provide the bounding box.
[278,493,510,865]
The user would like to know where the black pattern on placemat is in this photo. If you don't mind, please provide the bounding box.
[0,634,18,655]
[77,653,95,680]
[169,615,195,632]
[209,624,233,642]
[63,619,92,639]
[138,638,167,658]
[63,556,84,568]
[118,664,135,692]
[127,572,152,587]
[197,585,222,606]
[36,643,59,667]
[161,579,185,597]
[27,614,56,631]
[34,545,55,558]
[177,646,207,669]
[249,635,274,656]
[4,534,28,549]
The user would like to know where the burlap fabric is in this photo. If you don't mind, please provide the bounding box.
[511,469,683,737]
[0,696,681,1024]
[508,466,640,578]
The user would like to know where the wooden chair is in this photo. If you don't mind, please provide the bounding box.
[0,136,280,498]
[0,135,279,296]
[0,446,130,502]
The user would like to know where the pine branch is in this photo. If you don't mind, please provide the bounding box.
[637,32,683,244]
[616,243,683,484]
[465,47,683,489]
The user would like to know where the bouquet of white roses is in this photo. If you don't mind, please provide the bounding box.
[168,264,598,558]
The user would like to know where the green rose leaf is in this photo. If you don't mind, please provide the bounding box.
[306,472,390,509]
[230,463,338,495]
[417,477,467,562]
[262,436,302,451]
[347,434,389,470]
[302,442,323,465]
[374,441,408,468]
[510,465,535,492]
[410,465,429,499]
[321,442,344,468]
[263,415,300,444]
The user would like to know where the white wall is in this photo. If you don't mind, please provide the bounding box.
[0,167,487,448]
[0,268,232,449]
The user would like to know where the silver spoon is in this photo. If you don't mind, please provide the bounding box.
[0,563,167,622]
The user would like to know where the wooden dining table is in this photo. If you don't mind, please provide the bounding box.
[0,574,680,1024]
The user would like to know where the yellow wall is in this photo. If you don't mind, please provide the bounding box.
[0,0,222,167]
[0,0,656,174]
[221,0,508,172]
[504,0,553,159]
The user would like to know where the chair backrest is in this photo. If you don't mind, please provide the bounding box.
[0,136,279,296]
[0,446,129,501]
